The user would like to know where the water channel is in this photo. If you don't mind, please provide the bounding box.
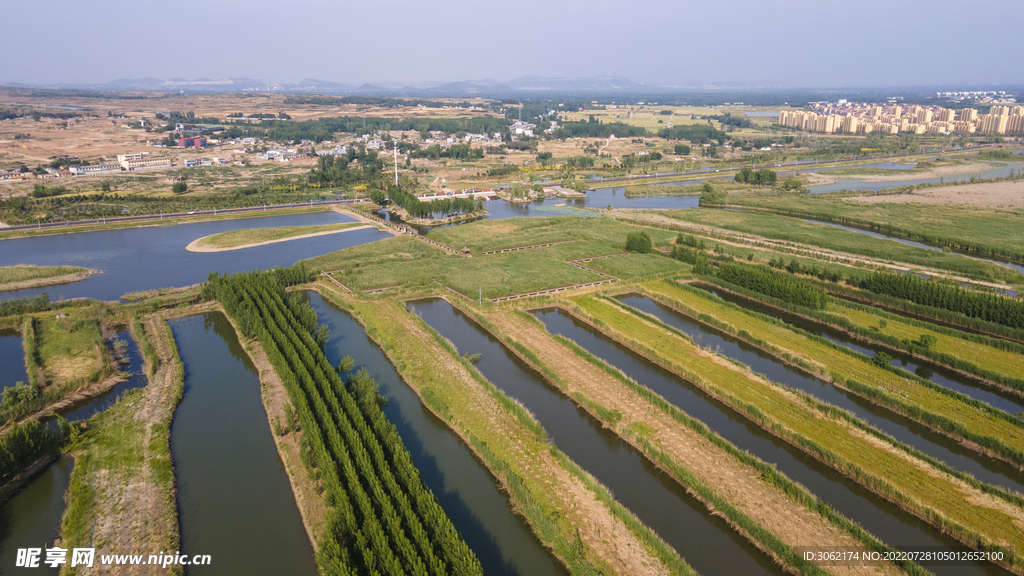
[698,284,1024,415]
[613,293,1024,496]
[0,456,74,576]
[409,298,786,576]
[303,291,567,576]
[169,313,317,576]
[0,212,390,302]
[0,328,28,394]
[534,306,1009,576]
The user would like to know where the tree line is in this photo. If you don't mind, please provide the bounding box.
[203,266,482,576]
[657,125,727,144]
[859,272,1024,329]
[717,262,829,309]
[734,168,777,185]
[383,186,482,219]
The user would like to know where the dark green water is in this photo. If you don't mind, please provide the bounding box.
[168,313,316,576]
[0,456,73,576]
[535,303,1007,576]
[303,291,567,576]
[409,298,785,576]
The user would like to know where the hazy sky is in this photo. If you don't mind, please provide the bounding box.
[2,0,1021,88]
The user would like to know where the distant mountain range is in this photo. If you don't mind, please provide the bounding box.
[0,74,690,96]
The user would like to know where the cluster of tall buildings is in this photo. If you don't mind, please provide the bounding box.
[778,103,1024,135]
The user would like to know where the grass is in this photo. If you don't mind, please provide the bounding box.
[825,300,1024,389]
[657,208,1022,284]
[331,240,616,298]
[721,192,1024,262]
[427,216,678,253]
[0,265,88,286]
[639,280,1024,463]
[37,316,106,386]
[581,253,687,279]
[189,222,365,250]
[302,235,451,272]
[336,293,693,576]
[565,293,1024,571]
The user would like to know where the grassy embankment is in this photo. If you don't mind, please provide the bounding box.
[470,303,910,576]
[0,206,331,241]
[656,208,1022,285]
[58,314,184,576]
[711,282,1024,397]
[638,280,1024,465]
[563,293,1024,573]
[824,299,1024,394]
[186,222,369,252]
[0,265,96,292]
[719,193,1024,262]
[325,287,695,576]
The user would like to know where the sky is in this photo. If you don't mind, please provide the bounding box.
[2,0,1022,88]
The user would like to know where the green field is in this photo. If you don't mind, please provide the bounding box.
[640,280,1024,460]
[333,240,614,298]
[428,216,678,253]
[657,208,1022,284]
[826,301,1024,384]
[582,253,688,279]
[567,293,1024,567]
[721,193,1024,261]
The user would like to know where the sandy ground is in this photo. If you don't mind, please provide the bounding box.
[849,180,1024,209]
[185,224,373,252]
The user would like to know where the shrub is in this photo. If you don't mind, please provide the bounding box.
[624,231,653,253]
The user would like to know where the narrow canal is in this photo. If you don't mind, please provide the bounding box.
[535,306,1009,576]
[700,284,1024,415]
[303,291,568,576]
[0,328,29,395]
[169,313,317,576]
[409,298,786,576]
[0,457,74,576]
[613,294,1024,498]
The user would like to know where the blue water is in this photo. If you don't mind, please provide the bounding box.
[0,212,390,302]
[0,329,29,394]
[804,219,1024,275]
[808,162,1024,194]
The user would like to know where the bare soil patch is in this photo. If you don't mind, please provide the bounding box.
[849,180,1024,209]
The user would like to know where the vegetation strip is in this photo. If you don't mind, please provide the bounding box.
[700,278,1024,397]
[205,266,481,576]
[562,293,1024,573]
[644,279,1024,468]
[0,265,97,292]
[185,223,370,253]
[471,303,910,576]
[322,286,688,576]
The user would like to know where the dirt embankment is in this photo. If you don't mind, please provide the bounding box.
[849,180,1024,209]
[482,306,903,576]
